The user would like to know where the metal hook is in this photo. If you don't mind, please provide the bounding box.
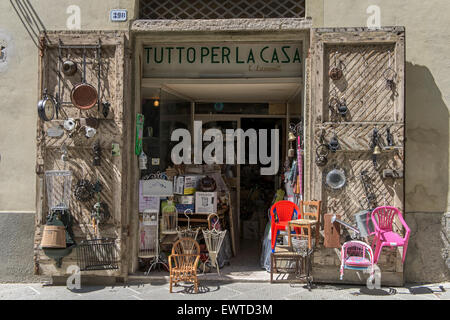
[207,213,220,231]
[184,209,193,230]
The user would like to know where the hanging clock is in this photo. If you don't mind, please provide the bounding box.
[37,89,56,121]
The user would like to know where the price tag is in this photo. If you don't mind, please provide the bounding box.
[110,9,128,22]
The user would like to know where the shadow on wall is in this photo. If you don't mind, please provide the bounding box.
[10,0,47,49]
[404,62,450,282]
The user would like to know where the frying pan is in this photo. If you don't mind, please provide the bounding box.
[71,83,98,110]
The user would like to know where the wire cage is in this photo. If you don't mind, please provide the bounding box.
[45,170,73,210]
[202,213,227,275]
[76,238,119,271]
[139,210,159,258]
[291,237,315,257]
[161,201,178,234]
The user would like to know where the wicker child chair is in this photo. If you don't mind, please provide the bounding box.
[169,237,201,293]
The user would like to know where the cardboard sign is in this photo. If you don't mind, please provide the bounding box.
[195,192,217,214]
[141,179,173,197]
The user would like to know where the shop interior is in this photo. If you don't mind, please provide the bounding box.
[137,81,302,276]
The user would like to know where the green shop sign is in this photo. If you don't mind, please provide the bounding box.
[143,42,303,78]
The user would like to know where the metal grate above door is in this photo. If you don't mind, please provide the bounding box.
[139,0,306,20]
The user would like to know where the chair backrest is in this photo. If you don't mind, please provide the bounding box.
[341,240,373,261]
[171,238,200,269]
[270,200,300,224]
[371,206,401,231]
[300,200,321,222]
[172,237,200,255]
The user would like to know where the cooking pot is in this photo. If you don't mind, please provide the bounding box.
[62,60,77,76]
[71,83,98,110]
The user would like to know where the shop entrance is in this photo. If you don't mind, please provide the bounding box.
[137,80,302,278]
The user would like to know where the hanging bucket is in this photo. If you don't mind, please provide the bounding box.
[41,225,66,248]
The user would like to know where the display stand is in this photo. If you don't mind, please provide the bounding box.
[270,245,314,290]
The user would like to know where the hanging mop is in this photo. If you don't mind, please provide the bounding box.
[202,213,227,275]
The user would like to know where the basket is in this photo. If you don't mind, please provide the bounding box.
[40,225,66,248]
[45,170,72,210]
[76,238,119,271]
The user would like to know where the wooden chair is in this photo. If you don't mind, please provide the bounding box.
[169,237,201,293]
[288,200,321,249]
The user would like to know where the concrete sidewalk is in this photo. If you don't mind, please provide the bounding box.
[0,281,448,300]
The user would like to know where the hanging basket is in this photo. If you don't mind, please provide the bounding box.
[177,209,199,241]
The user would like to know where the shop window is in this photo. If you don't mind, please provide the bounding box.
[139,0,306,20]
[195,103,269,115]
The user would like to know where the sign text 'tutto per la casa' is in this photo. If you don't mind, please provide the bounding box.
[143,42,303,78]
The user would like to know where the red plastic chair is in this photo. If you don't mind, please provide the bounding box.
[370,206,410,264]
[270,200,300,252]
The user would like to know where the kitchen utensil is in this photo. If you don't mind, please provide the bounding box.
[71,83,98,110]
[62,60,77,76]
[326,168,346,190]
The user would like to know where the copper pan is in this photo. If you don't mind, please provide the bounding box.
[71,83,98,110]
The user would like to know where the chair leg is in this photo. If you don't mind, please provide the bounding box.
[169,278,173,293]
[402,241,408,264]
[373,241,383,264]
[371,236,377,251]
[271,228,278,252]
[307,226,311,249]
[194,279,198,293]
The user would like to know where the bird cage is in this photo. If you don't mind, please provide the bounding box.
[161,200,178,234]
[45,170,73,210]
[202,213,227,275]
[76,238,119,271]
[177,209,199,241]
[139,210,159,258]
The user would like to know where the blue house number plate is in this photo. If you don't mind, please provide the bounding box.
[110,9,128,22]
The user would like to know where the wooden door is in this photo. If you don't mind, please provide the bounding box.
[306,27,405,239]
[34,32,131,277]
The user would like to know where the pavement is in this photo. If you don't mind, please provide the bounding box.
[0,281,448,300]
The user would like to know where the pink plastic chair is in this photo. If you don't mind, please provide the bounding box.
[370,206,410,264]
[270,200,300,252]
[340,240,374,280]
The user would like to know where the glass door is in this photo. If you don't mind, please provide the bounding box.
[141,89,192,175]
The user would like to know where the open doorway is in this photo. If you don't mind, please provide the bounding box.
[136,81,302,279]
